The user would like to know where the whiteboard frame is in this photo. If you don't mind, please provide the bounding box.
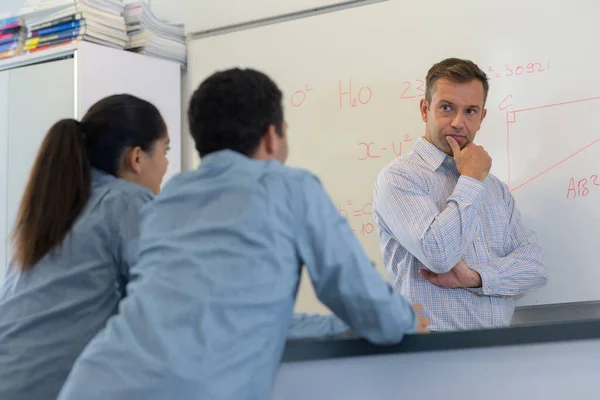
[188,0,388,39]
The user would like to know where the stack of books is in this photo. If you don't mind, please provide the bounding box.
[0,16,26,60]
[124,1,186,66]
[19,0,128,54]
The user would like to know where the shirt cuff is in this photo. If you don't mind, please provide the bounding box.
[450,175,486,206]
[468,263,500,296]
[407,309,419,334]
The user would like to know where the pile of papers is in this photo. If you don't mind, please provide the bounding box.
[124,1,186,66]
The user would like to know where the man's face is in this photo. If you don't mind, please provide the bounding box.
[420,78,487,155]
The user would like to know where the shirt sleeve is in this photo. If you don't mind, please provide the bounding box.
[296,173,417,345]
[467,183,548,296]
[373,166,486,274]
[287,312,351,339]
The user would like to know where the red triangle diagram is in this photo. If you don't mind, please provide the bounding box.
[501,94,600,191]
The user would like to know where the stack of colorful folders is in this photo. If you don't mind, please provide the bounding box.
[0,16,26,60]
[19,0,127,54]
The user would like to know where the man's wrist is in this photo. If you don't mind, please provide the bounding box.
[469,270,482,288]
[461,170,486,182]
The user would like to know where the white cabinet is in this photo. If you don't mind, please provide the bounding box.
[5,58,76,274]
[0,42,182,278]
[0,70,8,278]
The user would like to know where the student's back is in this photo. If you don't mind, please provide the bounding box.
[0,172,152,398]
[0,94,170,400]
[58,149,417,400]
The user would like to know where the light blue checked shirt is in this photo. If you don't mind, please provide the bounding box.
[373,138,548,331]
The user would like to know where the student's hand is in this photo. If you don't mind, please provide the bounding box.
[419,260,482,289]
[412,303,430,333]
[446,136,491,182]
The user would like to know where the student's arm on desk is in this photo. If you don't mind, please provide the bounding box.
[467,182,548,297]
[373,166,485,274]
[296,174,421,345]
[288,313,351,339]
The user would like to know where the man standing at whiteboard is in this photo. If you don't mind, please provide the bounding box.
[373,58,548,331]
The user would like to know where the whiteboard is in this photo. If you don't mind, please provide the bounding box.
[150,0,371,33]
[188,0,600,307]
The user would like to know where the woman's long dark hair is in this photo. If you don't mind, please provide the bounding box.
[12,94,166,270]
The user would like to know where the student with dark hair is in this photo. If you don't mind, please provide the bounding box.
[0,94,171,400]
[59,69,428,400]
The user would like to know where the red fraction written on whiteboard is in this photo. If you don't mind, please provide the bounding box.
[338,200,376,235]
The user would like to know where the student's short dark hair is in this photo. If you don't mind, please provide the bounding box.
[187,68,284,158]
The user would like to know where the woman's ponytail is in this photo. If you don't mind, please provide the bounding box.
[12,119,91,270]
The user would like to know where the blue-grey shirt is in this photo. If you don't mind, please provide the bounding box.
[58,150,417,400]
[288,312,350,340]
[0,169,154,400]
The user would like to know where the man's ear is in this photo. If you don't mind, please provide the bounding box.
[420,98,429,122]
[263,124,280,156]
[122,146,143,173]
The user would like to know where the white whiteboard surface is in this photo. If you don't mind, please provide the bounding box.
[188,0,600,307]
[150,0,369,33]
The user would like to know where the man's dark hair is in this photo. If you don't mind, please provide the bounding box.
[425,58,489,106]
[188,68,284,157]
